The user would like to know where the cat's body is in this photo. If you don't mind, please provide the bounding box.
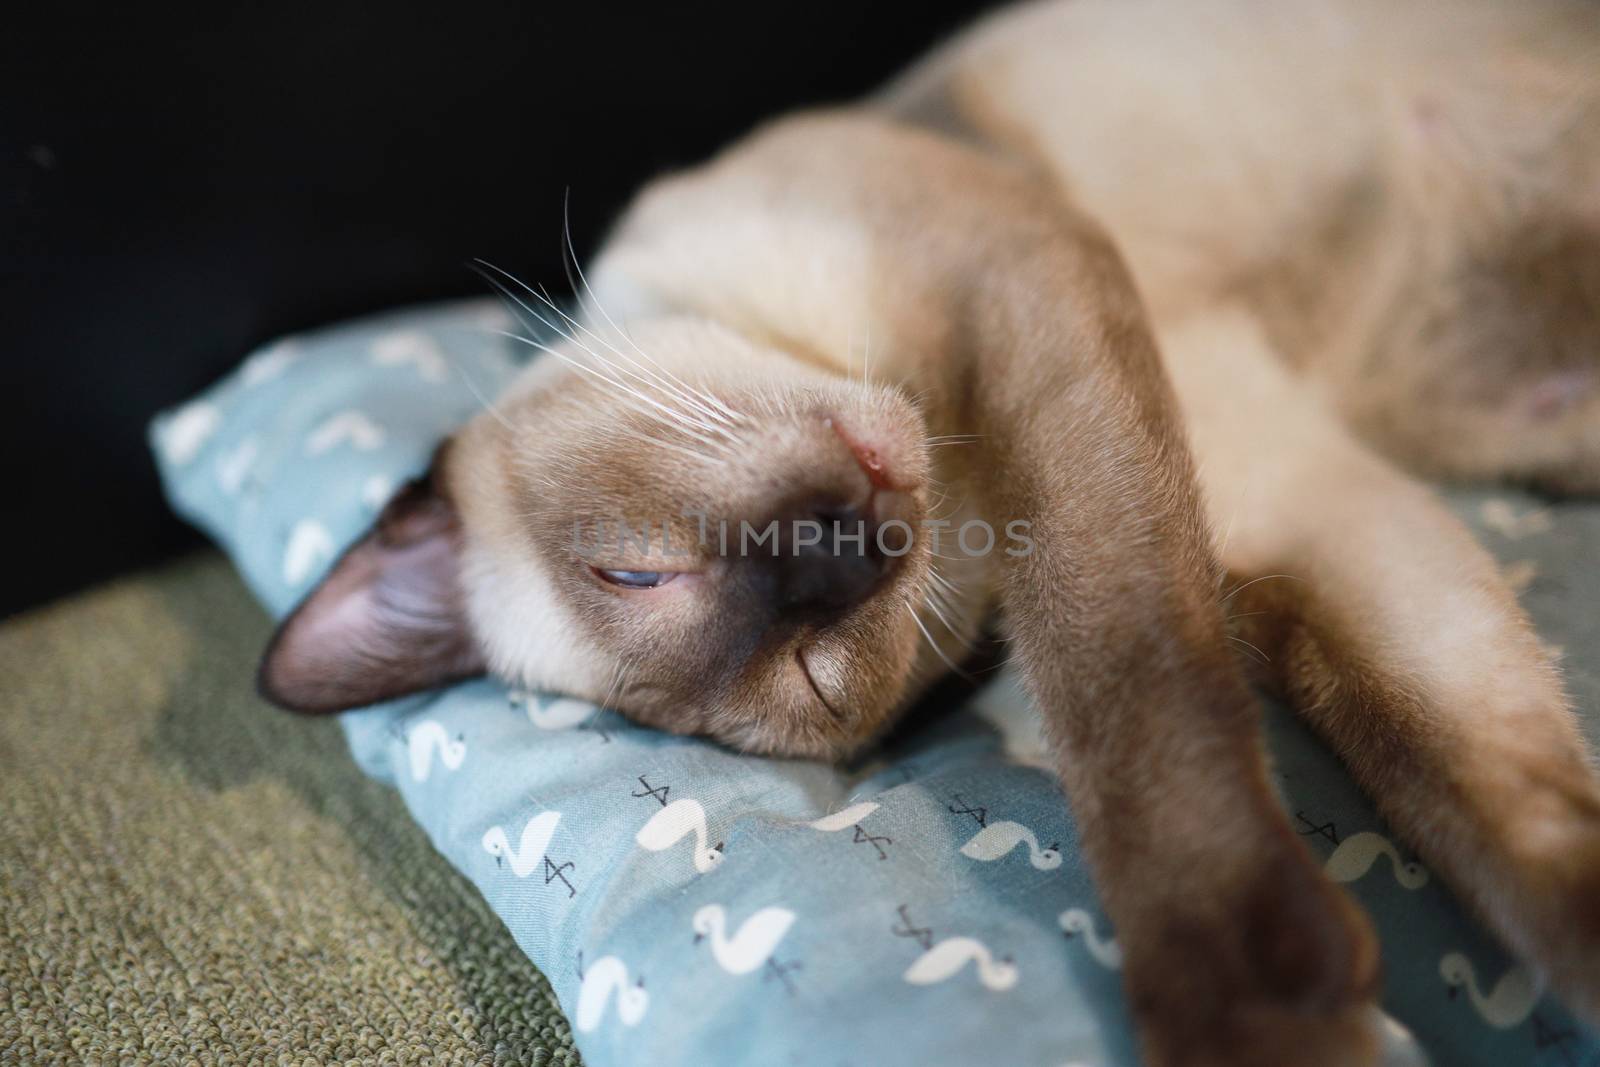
[885,0,1600,491]
[260,2,1600,1063]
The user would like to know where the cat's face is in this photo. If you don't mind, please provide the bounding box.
[259,315,954,759]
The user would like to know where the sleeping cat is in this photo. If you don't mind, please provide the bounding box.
[257,1,1600,1063]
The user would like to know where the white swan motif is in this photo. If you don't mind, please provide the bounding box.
[241,340,299,385]
[1440,952,1540,1029]
[636,798,723,873]
[1058,908,1123,970]
[806,802,881,832]
[371,329,449,382]
[305,410,386,456]
[282,519,334,586]
[960,821,1062,870]
[903,936,1018,992]
[481,811,562,878]
[692,904,796,975]
[406,721,465,782]
[575,955,649,1033]
[510,689,593,730]
[1325,831,1428,890]
[159,401,221,466]
[215,436,259,495]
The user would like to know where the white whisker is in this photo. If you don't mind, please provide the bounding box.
[1225,635,1272,665]
[1220,572,1305,605]
[478,270,734,448]
[862,322,872,387]
[906,603,971,679]
[928,568,964,598]
[494,331,732,457]
[922,590,973,651]
[444,355,515,433]
[561,193,746,426]
[528,281,742,438]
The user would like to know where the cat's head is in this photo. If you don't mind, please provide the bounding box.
[257,311,970,758]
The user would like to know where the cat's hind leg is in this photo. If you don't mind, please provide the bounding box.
[1164,306,1600,1023]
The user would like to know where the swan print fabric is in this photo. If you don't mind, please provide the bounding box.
[153,299,1600,1067]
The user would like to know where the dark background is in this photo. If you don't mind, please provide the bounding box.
[1,3,991,617]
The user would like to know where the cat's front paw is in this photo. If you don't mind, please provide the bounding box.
[1126,840,1384,1067]
[1513,830,1600,1027]
[1139,1004,1382,1067]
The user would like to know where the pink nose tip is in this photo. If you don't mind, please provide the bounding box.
[825,416,899,490]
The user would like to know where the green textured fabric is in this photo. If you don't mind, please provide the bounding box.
[0,553,580,1067]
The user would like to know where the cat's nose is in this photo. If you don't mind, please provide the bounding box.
[772,490,911,618]
[778,502,885,613]
[826,416,910,491]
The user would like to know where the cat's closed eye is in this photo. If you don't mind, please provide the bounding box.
[592,568,680,590]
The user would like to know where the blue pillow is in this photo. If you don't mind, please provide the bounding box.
[152,298,1599,1067]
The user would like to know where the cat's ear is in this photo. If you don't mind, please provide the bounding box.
[257,464,486,713]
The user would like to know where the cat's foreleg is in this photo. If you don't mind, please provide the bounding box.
[971,256,1382,1067]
